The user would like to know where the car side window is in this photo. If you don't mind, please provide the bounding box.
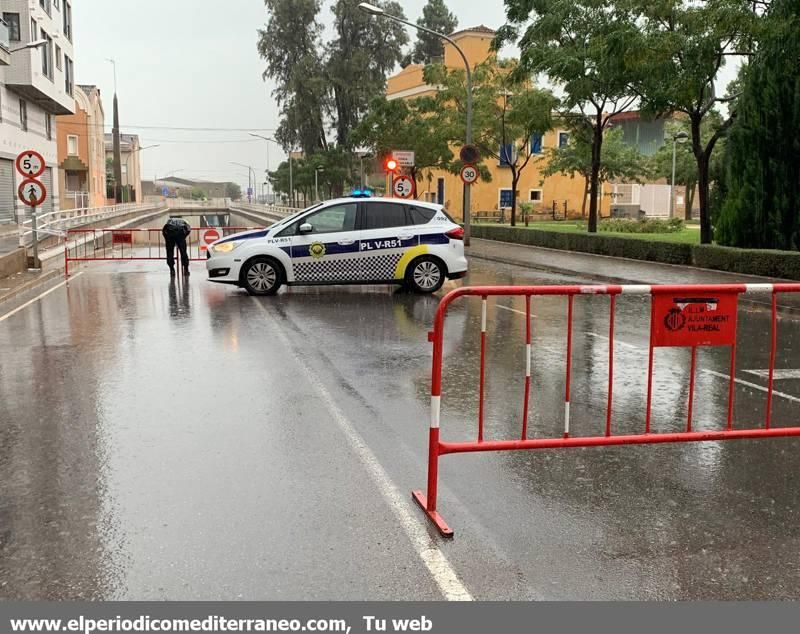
[363,202,410,230]
[407,206,436,225]
[276,203,357,236]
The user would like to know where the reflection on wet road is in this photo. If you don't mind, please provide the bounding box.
[2,257,800,600]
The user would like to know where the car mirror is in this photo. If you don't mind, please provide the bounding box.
[298,223,313,234]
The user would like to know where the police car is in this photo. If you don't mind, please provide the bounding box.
[206,194,467,295]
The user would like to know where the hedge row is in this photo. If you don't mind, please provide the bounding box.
[471,225,800,280]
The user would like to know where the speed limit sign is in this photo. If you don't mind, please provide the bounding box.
[460,164,479,185]
[16,150,46,179]
[392,175,415,199]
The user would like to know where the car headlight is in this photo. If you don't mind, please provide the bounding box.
[212,241,242,253]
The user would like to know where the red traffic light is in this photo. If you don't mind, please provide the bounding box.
[384,158,399,172]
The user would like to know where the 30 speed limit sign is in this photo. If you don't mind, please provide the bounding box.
[16,150,46,179]
[392,175,415,199]
[460,164,479,185]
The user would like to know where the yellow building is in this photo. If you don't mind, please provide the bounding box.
[385,26,610,221]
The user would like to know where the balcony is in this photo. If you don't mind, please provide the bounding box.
[0,19,10,66]
[5,49,75,115]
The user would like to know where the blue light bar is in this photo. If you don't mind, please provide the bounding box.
[350,188,373,198]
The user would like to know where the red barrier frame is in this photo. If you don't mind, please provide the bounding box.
[64,226,262,278]
[413,283,800,537]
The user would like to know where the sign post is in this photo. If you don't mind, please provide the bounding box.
[16,150,48,268]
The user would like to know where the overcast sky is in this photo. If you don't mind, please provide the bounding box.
[74,0,740,193]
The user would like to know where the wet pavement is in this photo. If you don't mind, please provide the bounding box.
[2,256,800,600]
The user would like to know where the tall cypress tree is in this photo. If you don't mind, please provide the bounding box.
[715,0,800,249]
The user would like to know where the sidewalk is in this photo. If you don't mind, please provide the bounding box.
[0,227,18,257]
[0,267,62,307]
[468,238,800,311]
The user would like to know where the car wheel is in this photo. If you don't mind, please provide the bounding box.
[406,256,445,294]
[242,257,282,296]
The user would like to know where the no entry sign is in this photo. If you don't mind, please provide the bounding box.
[200,228,221,254]
[652,292,739,347]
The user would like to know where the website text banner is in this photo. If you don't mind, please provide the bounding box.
[0,603,797,634]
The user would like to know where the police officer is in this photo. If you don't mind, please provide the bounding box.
[162,216,191,276]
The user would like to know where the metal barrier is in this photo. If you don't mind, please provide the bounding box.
[413,283,800,537]
[64,226,262,278]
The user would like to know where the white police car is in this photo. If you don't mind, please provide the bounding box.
[206,194,467,295]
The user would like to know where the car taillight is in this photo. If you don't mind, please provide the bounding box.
[445,227,464,240]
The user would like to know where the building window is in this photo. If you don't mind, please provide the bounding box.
[19,99,28,131]
[67,135,78,156]
[40,29,53,80]
[3,13,20,41]
[39,0,52,17]
[64,55,74,96]
[55,45,62,70]
[53,0,60,10]
[45,114,52,140]
[530,133,543,154]
[30,18,36,42]
[499,188,515,208]
[499,144,514,167]
[529,189,543,202]
[558,131,570,148]
[63,2,72,42]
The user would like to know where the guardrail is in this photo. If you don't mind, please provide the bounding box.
[20,203,160,244]
[165,198,232,209]
[231,202,302,217]
[414,283,800,537]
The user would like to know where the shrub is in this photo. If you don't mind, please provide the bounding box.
[692,245,800,280]
[600,218,685,234]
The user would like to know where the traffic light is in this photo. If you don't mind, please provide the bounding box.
[384,158,399,173]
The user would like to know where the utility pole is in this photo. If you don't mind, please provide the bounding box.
[107,58,123,203]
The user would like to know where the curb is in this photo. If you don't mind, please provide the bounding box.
[0,269,63,307]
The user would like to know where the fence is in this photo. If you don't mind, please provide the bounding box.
[414,283,800,537]
[64,226,262,278]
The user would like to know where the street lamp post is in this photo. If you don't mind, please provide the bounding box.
[124,144,159,202]
[670,131,690,219]
[358,2,473,244]
[315,167,325,202]
[250,134,287,206]
[231,162,256,202]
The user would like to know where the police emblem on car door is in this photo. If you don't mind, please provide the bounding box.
[289,203,362,282]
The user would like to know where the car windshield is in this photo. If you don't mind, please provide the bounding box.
[268,203,323,233]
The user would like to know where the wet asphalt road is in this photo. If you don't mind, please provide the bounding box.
[2,256,800,600]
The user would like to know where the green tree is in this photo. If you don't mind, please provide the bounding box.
[650,121,697,221]
[404,0,458,66]
[326,0,409,148]
[715,0,800,249]
[351,96,454,195]
[628,0,760,244]
[257,0,329,155]
[225,182,242,201]
[190,188,208,201]
[542,125,650,217]
[496,0,641,233]
[423,60,556,225]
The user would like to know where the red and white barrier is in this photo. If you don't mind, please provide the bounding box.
[413,283,800,537]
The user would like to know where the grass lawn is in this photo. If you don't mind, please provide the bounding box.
[475,221,701,245]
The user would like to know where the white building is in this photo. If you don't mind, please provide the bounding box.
[0,0,75,225]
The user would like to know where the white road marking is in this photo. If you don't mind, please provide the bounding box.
[585,331,640,350]
[702,369,800,404]
[0,273,83,323]
[743,369,800,381]
[496,304,538,318]
[252,300,473,601]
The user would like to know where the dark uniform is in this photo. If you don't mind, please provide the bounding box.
[162,217,191,275]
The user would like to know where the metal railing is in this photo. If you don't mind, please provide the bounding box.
[164,198,232,209]
[20,202,163,246]
[231,202,302,217]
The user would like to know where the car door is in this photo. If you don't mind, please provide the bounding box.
[358,201,420,282]
[288,202,362,283]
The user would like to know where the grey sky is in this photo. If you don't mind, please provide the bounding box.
[74,1,740,193]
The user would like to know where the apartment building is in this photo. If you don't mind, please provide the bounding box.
[56,84,106,209]
[0,0,75,224]
[105,133,142,203]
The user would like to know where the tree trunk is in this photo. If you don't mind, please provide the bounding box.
[588,120,603,233]
[690,116,713,244]
[581,176,590,218]
[510,170,518,227]
[684,181,696,221]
